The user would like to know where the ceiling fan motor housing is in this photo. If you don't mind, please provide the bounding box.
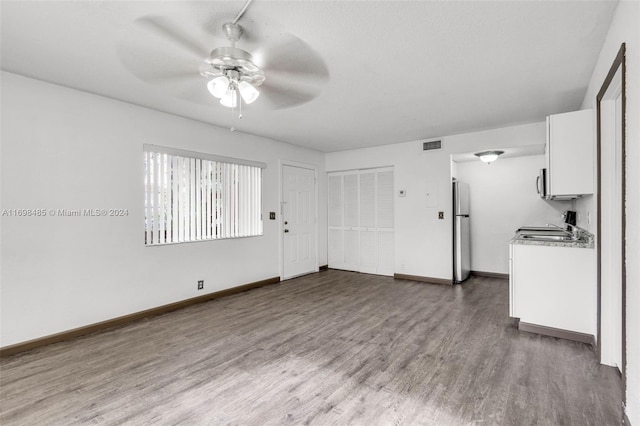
[204,47,265,86]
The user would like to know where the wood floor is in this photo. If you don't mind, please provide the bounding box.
[0,270,622,425]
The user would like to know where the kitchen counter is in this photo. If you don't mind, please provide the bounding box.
[510,227,594,249]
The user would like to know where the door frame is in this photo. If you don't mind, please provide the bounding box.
[279,160,319,280]
[596,43,626,405]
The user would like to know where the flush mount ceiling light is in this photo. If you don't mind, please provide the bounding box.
[474,150,504,164]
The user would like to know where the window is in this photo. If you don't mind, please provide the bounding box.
[143,144,264,245]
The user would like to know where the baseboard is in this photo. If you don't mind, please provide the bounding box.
[471,270,509,280]
[319,264,329,271]
[518,322,595,345]
[0,276,281,358]
[394,273,452,286]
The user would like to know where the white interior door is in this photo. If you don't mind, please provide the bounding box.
[282,165,316,279]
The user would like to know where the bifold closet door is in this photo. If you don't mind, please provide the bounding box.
[327,174,343,268]
[328,172,359,271]
[342,173,360,271]
[328,168,394,276]
[376,169,394,276]
[359,170,377,274]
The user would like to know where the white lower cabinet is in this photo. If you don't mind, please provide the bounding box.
[510,243,596,336]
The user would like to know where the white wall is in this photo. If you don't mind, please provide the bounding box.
[326,122,545,280]
[456,155,571,274]
[0,72,327,347]
[573,1,639,422]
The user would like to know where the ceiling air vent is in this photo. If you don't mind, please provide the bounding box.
[423,140,442,151]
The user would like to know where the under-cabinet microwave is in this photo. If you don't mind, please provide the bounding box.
[536,168,547,199]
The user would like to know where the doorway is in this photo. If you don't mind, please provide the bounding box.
[597,44,626,386]
[281,163,317,280]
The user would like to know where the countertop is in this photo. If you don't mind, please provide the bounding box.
[510,226,595,249]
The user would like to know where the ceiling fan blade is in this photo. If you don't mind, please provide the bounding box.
[259,72,325,109]
[117,41,205,82]
[135,16,210,58]
[253,32,329,109]
[258,33,329,81]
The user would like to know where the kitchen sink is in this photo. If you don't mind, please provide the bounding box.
[519,234,575,241]
[516,227,568,236]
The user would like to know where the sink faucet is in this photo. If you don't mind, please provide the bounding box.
[566,223,580,239]
[546,223,576,237]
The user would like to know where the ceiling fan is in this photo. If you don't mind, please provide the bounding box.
[118,0,329,116]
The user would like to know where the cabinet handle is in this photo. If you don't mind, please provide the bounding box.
[536,176,540,194]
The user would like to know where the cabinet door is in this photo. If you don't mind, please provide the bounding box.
[509,243,515,317]
[548,109,593,197]
[512,244,595,335]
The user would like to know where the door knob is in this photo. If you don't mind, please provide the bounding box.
[284,229,289,233]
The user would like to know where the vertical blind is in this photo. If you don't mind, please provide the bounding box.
[143,145,265,245]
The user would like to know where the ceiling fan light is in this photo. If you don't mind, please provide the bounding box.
[207,76,229,99]
[238,81,260,104]
[220,88,238,108]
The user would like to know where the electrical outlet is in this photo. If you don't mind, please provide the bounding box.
[197,280,204,290]
[438,211,444,219]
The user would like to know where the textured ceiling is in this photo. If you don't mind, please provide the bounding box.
[1,1,618,152]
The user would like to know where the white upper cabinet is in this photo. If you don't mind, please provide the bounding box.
[545,109,594,199]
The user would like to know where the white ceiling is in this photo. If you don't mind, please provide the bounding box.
[1,1,617,153]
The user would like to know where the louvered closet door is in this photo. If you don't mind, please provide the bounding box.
[342,173,360,271]
[376,169,394,276]
[327,167,394,276]
[327,171,359,271]
[327,175,344,268]
[359,171,377,274]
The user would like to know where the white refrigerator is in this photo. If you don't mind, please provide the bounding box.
[453,180,471,283]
